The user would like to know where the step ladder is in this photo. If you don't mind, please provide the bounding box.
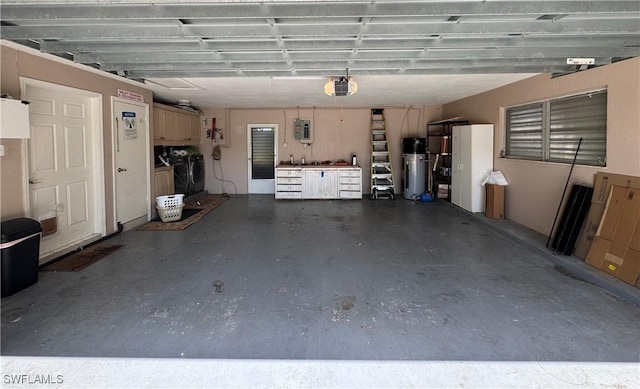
[370,108,395,199]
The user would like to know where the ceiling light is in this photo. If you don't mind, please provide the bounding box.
[324,69,358,96]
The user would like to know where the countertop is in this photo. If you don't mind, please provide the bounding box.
[154,165,174,172]
[277,164,360,169]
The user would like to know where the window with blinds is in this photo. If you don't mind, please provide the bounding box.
[505,90,607,167]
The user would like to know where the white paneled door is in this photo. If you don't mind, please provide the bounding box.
[25,81,104,258]
[112,98,150,225]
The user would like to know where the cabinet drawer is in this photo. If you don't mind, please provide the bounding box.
[339,177,361,185]
[276,191,302,199]
[339,183,361,191]
[340,190,362,199]
[339,170,361,178]
[277,169,302,178]
[277,184,302,192]
[276,177,302,185]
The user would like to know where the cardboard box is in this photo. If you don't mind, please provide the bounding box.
[437,184,449,199]
[585,185,640,286]
[485,184,505,219]
[574,172,640,259]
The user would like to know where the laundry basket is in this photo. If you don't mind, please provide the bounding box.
[156,204,184,223]
[156,194,185,208]
[155,194,185,222]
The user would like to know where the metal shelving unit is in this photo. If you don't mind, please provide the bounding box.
[427,117,469,200]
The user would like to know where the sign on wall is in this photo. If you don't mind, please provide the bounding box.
[117,89,144,103]
[122,111,138,139]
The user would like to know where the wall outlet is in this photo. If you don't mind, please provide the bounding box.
[0,144,5,157]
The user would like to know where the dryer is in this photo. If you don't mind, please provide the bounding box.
[188,154,205,195]
[169,156,189,195]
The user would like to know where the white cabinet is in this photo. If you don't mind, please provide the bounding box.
[0,98,30,138]
[303,169,338,199]
[275,166,361,200]
[451,124,494,213]
[275,168,303,199]
[339,168,362,199]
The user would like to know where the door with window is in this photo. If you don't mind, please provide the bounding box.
[247,124,278,194]
[24,81,103,258]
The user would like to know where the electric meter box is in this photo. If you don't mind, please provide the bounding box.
[294,119,312,143]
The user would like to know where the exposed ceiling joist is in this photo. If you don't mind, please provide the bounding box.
[37,36,640,54]
[2,1,638,20]
[1,0,638,108]
[74,47,629,64]
[4,20,640,40]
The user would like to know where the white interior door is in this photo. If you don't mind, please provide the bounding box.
[247,124,278,194]
[24,81,104,258]
[113,98,150,225]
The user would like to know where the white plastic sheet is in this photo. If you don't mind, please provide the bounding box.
[482,171,508,186]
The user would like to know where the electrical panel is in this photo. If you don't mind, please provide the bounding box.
[294,118,312,143]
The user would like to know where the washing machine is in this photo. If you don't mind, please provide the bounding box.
[169,156,190,195]
[188,154,205,195]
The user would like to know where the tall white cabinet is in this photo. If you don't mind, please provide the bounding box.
[451,124,494,213]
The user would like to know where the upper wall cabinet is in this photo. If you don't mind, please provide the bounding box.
[153,103,201,146]
[0,98,31,139]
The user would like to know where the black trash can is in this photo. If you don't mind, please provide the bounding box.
[1,218,42,297]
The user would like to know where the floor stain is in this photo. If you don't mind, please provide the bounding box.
[328,295,356,322]
[381,298,438,326]
[222,296,243,334]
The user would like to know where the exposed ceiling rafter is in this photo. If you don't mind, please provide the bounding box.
[1,0,638,108]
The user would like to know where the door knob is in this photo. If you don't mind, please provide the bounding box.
[29,179,42,184]
[117,168,128,172]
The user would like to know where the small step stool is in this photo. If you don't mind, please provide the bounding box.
[370,108,395,199]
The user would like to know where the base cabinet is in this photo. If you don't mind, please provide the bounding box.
[339,169,362,199]
[275,168,303,199]
[154,166,175,199]
[276,166,361,200]
[303,169,338,199]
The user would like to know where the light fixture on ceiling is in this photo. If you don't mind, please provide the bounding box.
[324,68,358,96]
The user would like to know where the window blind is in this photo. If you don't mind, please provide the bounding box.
[251,127,275,179]
[505,103,543,160]
[505,90,607,166]
[549,91,607,166]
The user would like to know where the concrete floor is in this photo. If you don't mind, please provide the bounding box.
[2,195,639,387]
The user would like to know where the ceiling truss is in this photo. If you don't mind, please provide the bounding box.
[1,0,639,80]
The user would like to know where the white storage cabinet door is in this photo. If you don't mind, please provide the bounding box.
[303,169,338,199]
[451,125,494,213]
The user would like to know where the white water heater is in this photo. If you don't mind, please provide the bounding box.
[402,138,426,199]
